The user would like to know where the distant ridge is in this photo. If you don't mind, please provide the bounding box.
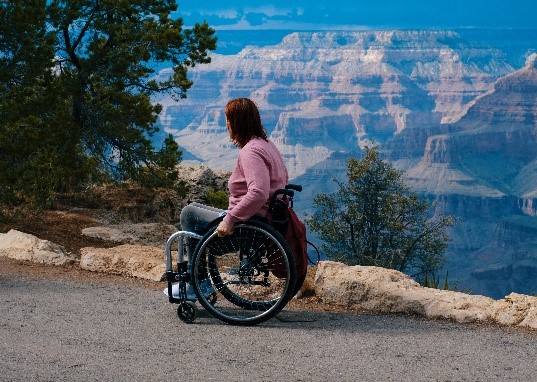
[405,52,537,198]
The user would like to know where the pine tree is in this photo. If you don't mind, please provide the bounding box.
[0,1,82,208]
[307,148,454,279]
[0,1,216,210]
[47,0,216,181]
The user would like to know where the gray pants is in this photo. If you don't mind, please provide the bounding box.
[179,202,224,264]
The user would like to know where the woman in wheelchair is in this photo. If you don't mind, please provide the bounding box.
[166,98,298,325]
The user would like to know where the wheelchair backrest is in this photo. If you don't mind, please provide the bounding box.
[268,184,302,234]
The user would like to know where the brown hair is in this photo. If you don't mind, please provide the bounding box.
[225,98,267,148]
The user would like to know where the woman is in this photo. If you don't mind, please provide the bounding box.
[173,97,289,299]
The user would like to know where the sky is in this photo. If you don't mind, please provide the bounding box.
[175,0,537,30]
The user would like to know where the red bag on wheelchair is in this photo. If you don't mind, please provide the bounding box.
[267,186,309,283]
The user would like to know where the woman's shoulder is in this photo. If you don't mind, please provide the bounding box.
[240,138,279,163]
[247,138,283,156]
[246,136,268,145]
[242,137,272,152]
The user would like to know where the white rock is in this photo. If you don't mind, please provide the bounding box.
[493,293,537,328]
[314,261,537,329]
[0,229,74,266]
[80,244,165,282]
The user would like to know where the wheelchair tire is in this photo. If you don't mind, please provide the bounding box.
[177,301,197,323]
[191,218,297,325]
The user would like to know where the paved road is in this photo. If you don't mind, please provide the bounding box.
[1,272,536,382]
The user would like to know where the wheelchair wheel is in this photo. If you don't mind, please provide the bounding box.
[191,219,297,325]
[177,301,197,323]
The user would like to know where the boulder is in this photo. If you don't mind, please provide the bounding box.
[493,293,537,327]
[0,229,75,266]
[314,261,537,330]
[80,244,165,282]
[176,164,231,205]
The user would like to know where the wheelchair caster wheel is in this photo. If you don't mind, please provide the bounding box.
[177,301,197,323]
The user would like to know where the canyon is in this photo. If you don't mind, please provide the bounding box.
[154,30,537,298]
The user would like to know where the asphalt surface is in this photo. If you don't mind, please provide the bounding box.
[1,272,536,382]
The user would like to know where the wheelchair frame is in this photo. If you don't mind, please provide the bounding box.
[164,185,303,326]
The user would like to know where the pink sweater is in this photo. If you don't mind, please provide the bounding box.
[223,138,288,226]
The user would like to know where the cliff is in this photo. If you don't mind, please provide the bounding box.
[156,30,513,178]
[403,53,537,198]
[389,55,537,298]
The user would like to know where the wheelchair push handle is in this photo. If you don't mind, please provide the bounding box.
[274,188,294,198]
[276,184,302,196]
[270,184,302,213]
[273,184,302,200]
[285,184,302,192]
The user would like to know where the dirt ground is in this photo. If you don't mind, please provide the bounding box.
[0,208,162,288]
[0,206,338,313]
[0,209,111,254]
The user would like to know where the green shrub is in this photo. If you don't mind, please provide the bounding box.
[307,148,455,280]
[206,189,228,209]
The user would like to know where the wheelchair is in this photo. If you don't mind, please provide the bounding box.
[164,184,303,326]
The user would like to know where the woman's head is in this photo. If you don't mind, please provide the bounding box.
[225,98,267,147]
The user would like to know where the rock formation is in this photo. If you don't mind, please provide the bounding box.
[315,261,537,330]
[157,30,513,178]
[176,164,230,205]
[397,54,537,298]
[80,244,165,282]
[0,230,75,266]
[2,229,536,330]
[404,53,537,196]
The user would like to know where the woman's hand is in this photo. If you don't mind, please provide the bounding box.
[216,220,234,237]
